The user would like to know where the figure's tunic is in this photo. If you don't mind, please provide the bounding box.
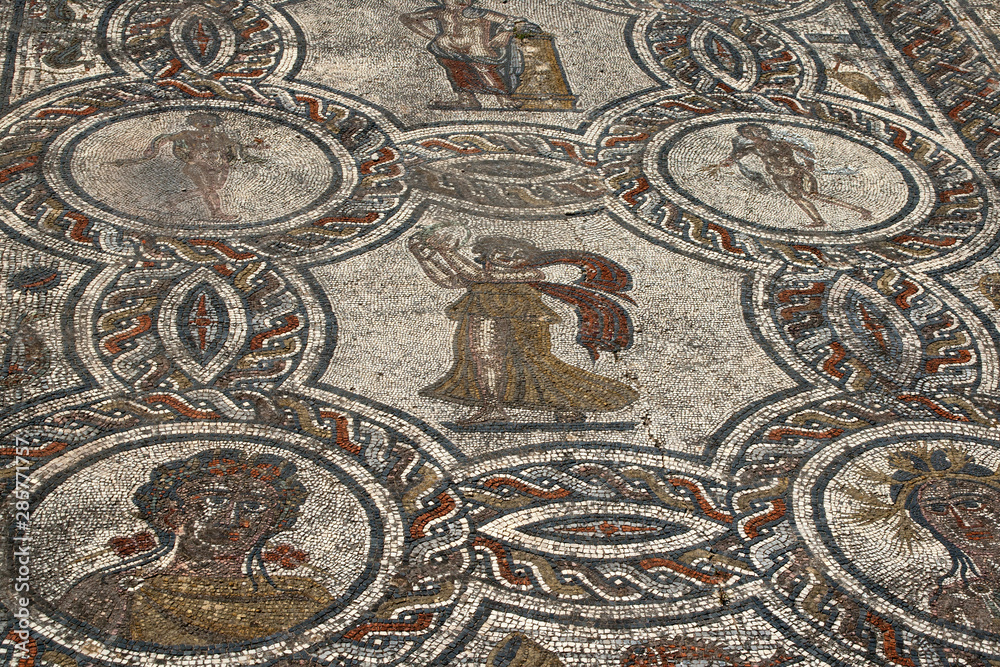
[421,282,638,412]
[58,572,332,645]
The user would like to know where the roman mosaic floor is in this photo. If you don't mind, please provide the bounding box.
[1,0,1000,665]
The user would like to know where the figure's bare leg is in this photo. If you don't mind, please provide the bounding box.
[788,193,827,228]
[184,164,217,217]
[809,193,873,220]
[206,162,229,192]
[203,185,238,221]
[475,67,519,109]
[481,66,508,93]
[206,162,238,221]
[185,163,238,221]
[458,316,509,424]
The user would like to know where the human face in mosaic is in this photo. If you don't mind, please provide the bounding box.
[917,479,1000,561]
[169,473,282,567]
[187,112,221,131]
[737,124,771,143]
[484,245,532,270]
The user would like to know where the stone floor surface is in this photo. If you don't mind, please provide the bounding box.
[0,0,999,665]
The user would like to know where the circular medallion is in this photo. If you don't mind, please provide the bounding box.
[648,115,932,243]
[45,101,356,236]
[6,423,403,664]
[793,423,1000,648]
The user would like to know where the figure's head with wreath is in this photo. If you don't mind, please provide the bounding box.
[56,450,329,644]
[186,112,223,130]
[125,448,308,579]
[852,446,1000,582]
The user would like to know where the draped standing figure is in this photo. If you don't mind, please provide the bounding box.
[408,227,639,424]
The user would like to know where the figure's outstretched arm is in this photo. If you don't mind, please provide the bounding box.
[483,12,540,49]
[701,139,751,174]
[791,143,816,160]
[408,234,483,288]
[508,15,542,35]
[728,142,756,162]
[481,9,512,23]
[114,133,173,166]
[237,137,269,164]
[400,9,438,40]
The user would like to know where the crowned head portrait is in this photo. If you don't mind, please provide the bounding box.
[848,445,1000,633]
